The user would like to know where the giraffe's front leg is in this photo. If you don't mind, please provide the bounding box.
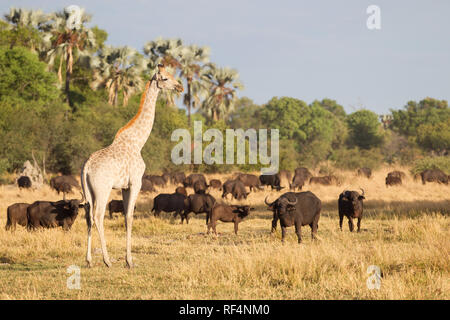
[122,182,141,268]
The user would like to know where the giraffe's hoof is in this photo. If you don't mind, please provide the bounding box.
[86,261,92,268]
[103,259,112,268]
[126,260,134,269]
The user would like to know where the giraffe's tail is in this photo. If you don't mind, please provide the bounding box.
[81,159,94,227]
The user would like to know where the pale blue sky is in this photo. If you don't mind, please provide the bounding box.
[2,0,449,114]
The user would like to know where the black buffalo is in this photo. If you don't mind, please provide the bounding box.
[50,175,80,194]
[265,191,321,243]
[420,169,448,185]
[338,189,365,232]
[183,173,207,188]
[259,174,284,191]
[17,176,32,189]
[5,202,30,231]
[141,176,156,193]
[236,173,263,192]
[183,193,216,224]
[27,196,85,231]
[151,193,189,221]
[386,175,402,187]
[108,200,136,219]
[193,180,209,194]
[222,179,249,200]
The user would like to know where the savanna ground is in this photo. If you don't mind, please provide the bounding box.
[0,166,448,300]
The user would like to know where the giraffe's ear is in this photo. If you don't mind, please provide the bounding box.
[157,64,165,73]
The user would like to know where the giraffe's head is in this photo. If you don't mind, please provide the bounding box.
[153,64,184,93]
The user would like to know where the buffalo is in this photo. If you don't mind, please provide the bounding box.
[151,192,189,221]
[386,175,402,187]
[50,175,80,194]
[144,175,167,188]
[357,168,372,179]
[207,204,254,235]
[388,171,406,180]
[17,176,32,189]
[338,189,365,232]
[170,171,186,185]
[175,186,188,196]
[183,193,216,224]
[294,167,312,181]
[236,173,263,192]
[27,195,85,231]
[141,176,156,193]
[183,173,207,188]
[193,180,209,194]
[5,203,30,231]
[222,179,249,200]
[265,191,321,243]
[278,170,292,186]
[420,169,448,185]
[259,174,284,191]
[208,179,222,191]
[108,200,136,219]
[289,174,306,191]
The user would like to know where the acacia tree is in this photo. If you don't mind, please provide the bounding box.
[44,7,95,107]
[201,63,243,122]
[89,46,146,106]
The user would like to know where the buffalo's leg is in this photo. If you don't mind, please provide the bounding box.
[339,213,344,231]
[234,221,239,235]
[357,217,362,233]
[295,222,302,244]
[348,217,354,232]
[271,212,278,233]
[281,226,287,243]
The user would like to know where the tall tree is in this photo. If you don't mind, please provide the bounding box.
[44,7,95,107]
[201,63,243,122]
[2,7,48,51]
[346,109,384,149]
[89,46,146,106]
[178,44,210,125]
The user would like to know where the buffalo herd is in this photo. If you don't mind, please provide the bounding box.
[5,167,449,243]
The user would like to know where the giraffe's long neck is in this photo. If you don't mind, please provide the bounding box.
[113,80,160,151]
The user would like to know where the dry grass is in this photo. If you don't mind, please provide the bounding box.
[0,166,449,300]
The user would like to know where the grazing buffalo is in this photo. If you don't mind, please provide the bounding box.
[294,167,312,181]
[207,204,254,235]
[289,174,306,191]
[386,174,402,187]
[236,173,263,192]
[5,203,30,231]
[108,200,136,219]
[420,169,448,185]
[208,179,222,191]
[357,168,372,179]
[27,195,85,231]
[175,186,188,196]
[17,176,32,189]
[388,171,406,180]
[144,175,167,188]
[151,193,189,221]
[222,180,250,200]
[309,175,338,186]
[278,170,292,186]
[193,180,209,194]
[338,189,365,232]
[259,174,284,191]
[141,176,156,193]
[50,175,80,194]
[169,171,186,185]
[265,191,321,243]
[183,193,216,224]
[183,173,207,188]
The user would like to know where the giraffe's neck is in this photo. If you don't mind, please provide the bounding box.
[113,80,160,151]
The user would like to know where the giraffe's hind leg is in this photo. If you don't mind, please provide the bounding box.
[93,190,112,267]
[122,183,140,268]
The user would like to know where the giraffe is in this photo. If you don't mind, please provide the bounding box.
[81,64,183,268]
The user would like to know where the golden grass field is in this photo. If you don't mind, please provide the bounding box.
[0,166,448,300]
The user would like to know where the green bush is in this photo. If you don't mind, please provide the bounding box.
[411,156,450,175]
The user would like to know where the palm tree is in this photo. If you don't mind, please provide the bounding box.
[44,7,95,106]
[178,44,210,125]
[89,46,146,106]
[143,38,184,107]
[201,64,244,122]
[3,7,48,51]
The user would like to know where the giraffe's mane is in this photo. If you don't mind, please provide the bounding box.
[114,81,152,139]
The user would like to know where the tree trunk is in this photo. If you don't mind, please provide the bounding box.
[65,49,73,107]
[187,81,192,126]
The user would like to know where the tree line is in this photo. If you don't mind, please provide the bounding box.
[0,6,448,179]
